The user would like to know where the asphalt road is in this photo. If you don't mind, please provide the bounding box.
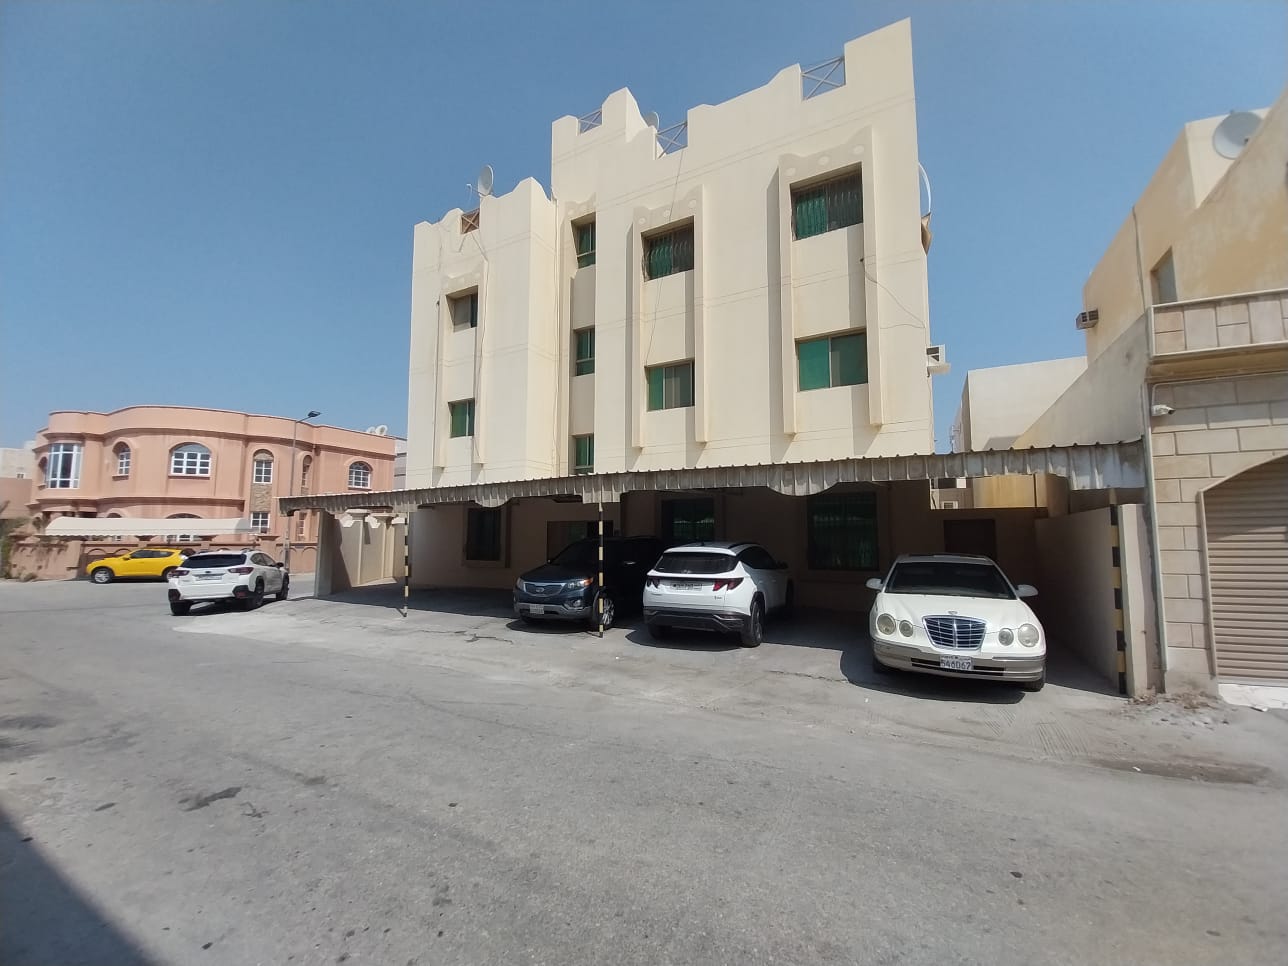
[2,578,1286,966]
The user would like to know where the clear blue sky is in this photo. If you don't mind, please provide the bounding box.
[1,0,1283,449]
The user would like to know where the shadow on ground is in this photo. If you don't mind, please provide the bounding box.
[0,804,158,966]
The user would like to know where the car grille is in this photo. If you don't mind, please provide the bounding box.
[923,616,986,650]
[522,582,562,596]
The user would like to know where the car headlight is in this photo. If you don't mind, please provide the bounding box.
[564,577,593,592]
[899,620,914,638]
[1018,623,1040,647]
[514,578,525,591]
[875,613,896,636]
[998,627,1014,646]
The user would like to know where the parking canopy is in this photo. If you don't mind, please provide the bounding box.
[43,517,257,537]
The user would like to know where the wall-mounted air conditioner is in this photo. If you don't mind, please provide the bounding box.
[1075,309,1099,330]
[941,500,959,510]
[926,344,950,375]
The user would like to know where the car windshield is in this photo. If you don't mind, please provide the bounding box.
[884,561,1015,599]
[550,541,598,569]
[186,554,249,569]
[653,552,735,575]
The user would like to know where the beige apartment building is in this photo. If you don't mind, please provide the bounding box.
[9,406,396,579]
[969,91,1288,692]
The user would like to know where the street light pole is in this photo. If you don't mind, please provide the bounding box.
[282,409,321,571]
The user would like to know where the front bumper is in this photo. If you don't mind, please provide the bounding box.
[513,589,594,622]
[644,607,749,634]
[872,637,1044,682]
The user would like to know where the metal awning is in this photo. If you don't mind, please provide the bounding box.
[43,517,257,537]
[281,440,1145,514]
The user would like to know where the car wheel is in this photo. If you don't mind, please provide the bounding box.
[170,601,191,616]
[592,592,615,631]
[740,599,764,647]
[243,582,265,611]
[90,567,113,584]
[1021,673,1045,693]
[161,567,176,581]
[647,622,669,640]
[275,578,289,601]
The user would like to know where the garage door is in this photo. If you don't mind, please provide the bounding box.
[1204,456,1288,682]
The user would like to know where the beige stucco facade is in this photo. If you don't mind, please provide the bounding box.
[406,20,935,490]
[21,406,396,565]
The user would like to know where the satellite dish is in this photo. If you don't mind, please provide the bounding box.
[1212,111,1261,160]
[477,164,494,196]
[375,425,389,436]
[644,111,660,129]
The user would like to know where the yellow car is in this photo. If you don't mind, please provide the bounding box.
[88,547,192,584]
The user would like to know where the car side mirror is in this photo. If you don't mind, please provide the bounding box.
[865,578,884,591]
[1017,584,1038,598]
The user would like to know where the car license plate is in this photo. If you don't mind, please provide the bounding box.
[198,574,221,581]
[940,655,973,671]
[666,581,692,591]
[527,604,546,615]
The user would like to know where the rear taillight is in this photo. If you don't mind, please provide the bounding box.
[712,578,743,592]
[173,569,189,577]
[229,566,254,574]
[646,577,660,588]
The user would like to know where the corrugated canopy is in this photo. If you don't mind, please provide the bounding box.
[43,517,256,537]
[280,441,1146,514]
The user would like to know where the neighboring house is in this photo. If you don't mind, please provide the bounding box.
[16,406,396,578]
[0,442,36,521]
[951,358,1087,508]
[1008,92,1288,691]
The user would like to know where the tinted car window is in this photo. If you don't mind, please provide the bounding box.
[739,546,777,570]
[885,561,1015,600]
[551,540,598,570]
[187,554,249,569]
[654,552,736,575]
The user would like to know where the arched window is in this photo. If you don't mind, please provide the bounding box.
[348,461,372,489]
[113,443,131,477]
[252,450,274,484]
[45,442,83,489]
[300,455,313,494]
[170,443,212,477]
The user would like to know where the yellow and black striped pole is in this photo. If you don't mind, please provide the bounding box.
[597,501,604,639]
[402,510,411,618]
[1109,502,1127,695]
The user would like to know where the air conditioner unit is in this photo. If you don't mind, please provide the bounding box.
[926,344,950,375]
[941,500,959,510]
[1075,309,1099,330]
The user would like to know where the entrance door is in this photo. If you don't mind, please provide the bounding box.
[944,518,998,559]
[1205,456,1288,682]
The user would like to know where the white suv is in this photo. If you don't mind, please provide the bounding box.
[167,549,289,616]
[642,542,793,647]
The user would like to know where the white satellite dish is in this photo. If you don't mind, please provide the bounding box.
[477,164,494,196]
[644,111,660,129]
[375,424,389,436]
[1212,111,1261,160]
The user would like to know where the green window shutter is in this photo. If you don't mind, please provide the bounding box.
[807,492,877,570]
[646,234,672,279]
[831,333,867,387]
[575,328,595,375]
[450,400,475,437]
[826,174,862,232]
[797,338,830,390]
[468,294,478,328]
[573,435,594,473]
[647,367,664,410]
[466,400,475,436]
[671,363,694,408]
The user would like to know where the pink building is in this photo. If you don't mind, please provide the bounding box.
[18,406,396,576]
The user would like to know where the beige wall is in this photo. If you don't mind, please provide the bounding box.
[956,357,1087,451]
[0,477,33,519]
[0,444,35,480]
[406,20,935,489]
[27,406,396,537]
[1148,373,1288,685]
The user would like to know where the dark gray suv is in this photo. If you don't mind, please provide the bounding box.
[513,536,664,630]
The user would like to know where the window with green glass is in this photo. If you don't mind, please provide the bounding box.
[791,172,862,240]
[662,498,716,543]
[449,290,478,329]
[807,492,877,570]
[797,333,867,391]
[465,507,502,561]
[646,361,695,411]
[574,328,595,376]
[643,224,694,280]
[448,399,475,438]
[572,435,594,475]
[575,220,596,268]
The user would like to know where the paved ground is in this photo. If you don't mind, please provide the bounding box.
[2,577,1286,966]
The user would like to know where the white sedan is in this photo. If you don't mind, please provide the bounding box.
[867,554,1046,691]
